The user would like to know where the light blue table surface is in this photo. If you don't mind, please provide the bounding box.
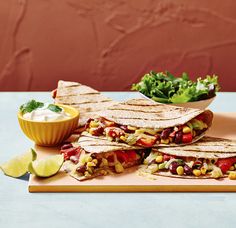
[0,92,236,228]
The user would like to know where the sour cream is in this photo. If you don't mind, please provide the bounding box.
[23,104,70,122]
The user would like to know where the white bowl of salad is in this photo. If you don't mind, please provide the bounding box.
[132,71,220,110]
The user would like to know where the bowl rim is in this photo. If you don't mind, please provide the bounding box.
[17,104,79,123]
[139,92,216,105]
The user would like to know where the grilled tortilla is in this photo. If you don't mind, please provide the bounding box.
[61,132,150,181]
[143,137,236,179]
[85,98,213,147]
[53,80,116,126]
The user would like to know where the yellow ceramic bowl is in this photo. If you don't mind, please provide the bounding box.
[18,104,79,146]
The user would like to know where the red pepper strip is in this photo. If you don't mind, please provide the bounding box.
[125,150,138,162]
[61,147,79,160]
[182,133,193,143]
[115,151,129,163]
[163,154,176,161]
[136,136,157,147]
[115,150,138,163]
[215,158,236,173]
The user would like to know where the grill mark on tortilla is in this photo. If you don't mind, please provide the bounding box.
[56,92,100,98]
[60,84,81,88]
[166,148,236,153]
[107,108,167,114]
[122,102,190,111]
[103,114,198,121]
[58,100,112,105]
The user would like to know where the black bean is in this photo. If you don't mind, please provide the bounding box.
[184,164,193,175]
[70,156,79,164]
[92,126,104,136]
[161,128,172,139]
[174,131,183,144]
[61,143,73,150]
[120,125,135,133]
[85,118,93,129]
[169,161,179,174]
[76,165,86,174]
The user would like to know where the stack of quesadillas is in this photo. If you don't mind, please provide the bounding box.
[53,81,235,181]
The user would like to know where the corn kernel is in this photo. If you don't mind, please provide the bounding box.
[229,166,235,171]
[128,126,137,131]
[183,126,191,134]
[89,129,95,135]
[155,155,163,163]
[100,158,108,167]
[87,167,94,174]
[143,159,148,165]
[161,138,169,144]
[141,128,157,135]
[193,169,201,177]
[84,171,91,177]
[100,170,108,175]
[92,159,98,165]
[85,156,92,163]
[115,162,124,173]
[229,172,236,180]
[87,162,96,167]
[200,167,207,175]
[120,136,126,141]
[176,166,184,176]
[89,121,99,128]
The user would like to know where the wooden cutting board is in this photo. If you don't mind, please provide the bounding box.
[29,112,236,192]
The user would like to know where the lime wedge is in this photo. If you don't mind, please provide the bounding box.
[28,154,64,177]
[0,149,37,178]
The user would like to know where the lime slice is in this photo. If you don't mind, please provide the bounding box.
[0,149,37,178]
[28,154,64,177]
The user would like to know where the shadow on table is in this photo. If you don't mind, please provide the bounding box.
[18,173,30,181]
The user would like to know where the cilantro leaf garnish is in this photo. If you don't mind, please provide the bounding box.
[131,71,220,103]
[20,100,44,114]
[47,104,62,113]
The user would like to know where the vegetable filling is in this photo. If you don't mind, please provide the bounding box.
[144,151,236,179]
[85,114,209,147]
[60,144,148,179]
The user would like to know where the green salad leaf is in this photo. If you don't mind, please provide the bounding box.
[20,100,44,114]
[132,71,220,104]
[47,104,62,113]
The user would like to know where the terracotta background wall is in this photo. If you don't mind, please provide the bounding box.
[0,0,236,91]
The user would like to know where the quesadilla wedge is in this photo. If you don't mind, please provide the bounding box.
[61,132,150,181]
[85,98,213,147]
[53,80,116,126]
[143,137,236,179]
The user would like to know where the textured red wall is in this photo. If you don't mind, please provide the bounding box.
[0,0,236,91]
